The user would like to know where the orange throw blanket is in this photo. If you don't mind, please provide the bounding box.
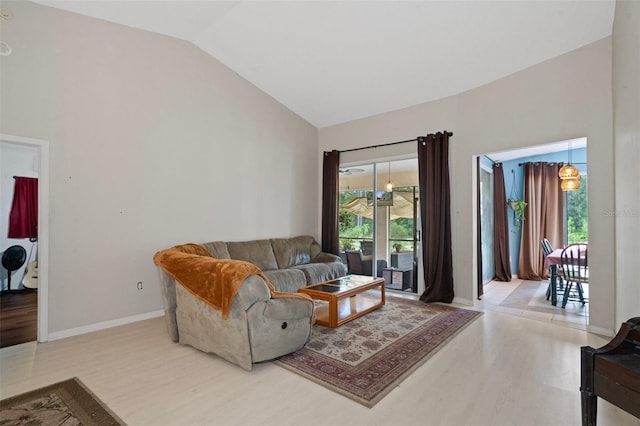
[153,244,311,319]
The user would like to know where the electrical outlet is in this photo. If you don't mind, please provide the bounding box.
[137,281,143,290]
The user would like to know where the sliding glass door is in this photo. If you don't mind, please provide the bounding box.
[339,159,419,293]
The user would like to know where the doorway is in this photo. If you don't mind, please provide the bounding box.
[476,138,589,324]
[0,134,50,344]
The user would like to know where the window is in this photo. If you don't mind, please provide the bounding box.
[388,187,417,252]
[339,190,372,251]
[566,174,588,244]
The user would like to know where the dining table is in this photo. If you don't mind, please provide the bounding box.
[544,248,565,306]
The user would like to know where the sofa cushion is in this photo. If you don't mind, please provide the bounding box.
[227,239,278,271]
[201,241,231,259]
[296,262,349,284]
[271,235,316,269]
[292,263,328,284]
[325,261,348,279]
[263,269,307,293]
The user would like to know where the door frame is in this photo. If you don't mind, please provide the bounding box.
[478,161,495,284]
[1,133,49,342]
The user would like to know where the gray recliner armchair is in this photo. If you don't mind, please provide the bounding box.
[154,245,315,371]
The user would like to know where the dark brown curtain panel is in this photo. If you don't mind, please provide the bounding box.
[8,177,38,239]
[518,162,563,280]
[321,150,340,255]
[417,132,454,303]
[492,163,512,281]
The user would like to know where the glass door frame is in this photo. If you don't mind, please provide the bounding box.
[338,158,420,293]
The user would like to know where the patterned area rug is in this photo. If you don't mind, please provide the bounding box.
[0,377,125,426]
[275,296,482,407]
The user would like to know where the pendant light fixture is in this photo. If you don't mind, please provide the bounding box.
[561,177,580,191]
[558,164,581,180]
[385,161,393,192]
[559,140,581,191]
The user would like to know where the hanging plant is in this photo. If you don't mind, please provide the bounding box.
[507,169,527,232]
[507,199,527,232]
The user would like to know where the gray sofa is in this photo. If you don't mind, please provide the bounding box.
[200,235,347,292]
[155,235,347,370]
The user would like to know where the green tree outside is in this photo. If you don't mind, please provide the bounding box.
[339,190,372,250]
[339,187,416,252]
[567,175,588,244]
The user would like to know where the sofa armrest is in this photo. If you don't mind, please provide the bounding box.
[312,252,343,264]
[234,275,272,311]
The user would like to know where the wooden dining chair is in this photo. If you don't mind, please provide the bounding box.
[541,238,563,301]
[559,243,588,308]
[541,238,554,257]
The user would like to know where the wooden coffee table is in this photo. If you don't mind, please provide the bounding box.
[298,275,385,328]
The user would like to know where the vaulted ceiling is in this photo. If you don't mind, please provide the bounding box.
[35,1,616,128]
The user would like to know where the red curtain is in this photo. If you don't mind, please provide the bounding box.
[418,132,454,303]
[321,150,340,255]
[8,177,38,239]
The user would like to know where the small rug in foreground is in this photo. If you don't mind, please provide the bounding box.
[0,377,125,426]
[275,296,482,407]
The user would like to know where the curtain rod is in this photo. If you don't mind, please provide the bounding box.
[518,162,586,166]
[338,132,453,154]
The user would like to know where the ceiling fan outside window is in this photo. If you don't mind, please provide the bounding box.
[339,168,364,176]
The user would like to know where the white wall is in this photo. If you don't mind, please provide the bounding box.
[0,142,39,290]
[0,1,318,334]
[612,0,640,326]
[320,38,617,333]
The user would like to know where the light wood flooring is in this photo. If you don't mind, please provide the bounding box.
[1,291,637,425]
[478,278,589,331]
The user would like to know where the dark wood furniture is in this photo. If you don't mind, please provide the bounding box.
[559,243,588,308]
[580,317,640,425]
[541,238,564,304]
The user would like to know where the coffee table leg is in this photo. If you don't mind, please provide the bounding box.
[330,299,338,328]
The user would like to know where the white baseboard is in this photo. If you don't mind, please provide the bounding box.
[47,309,165,341]
[452,296,474,306]
[587,324,615,338]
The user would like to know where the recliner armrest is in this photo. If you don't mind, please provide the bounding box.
[263,297,315,321]
[235,275,315,322]
[234,275,272,311]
